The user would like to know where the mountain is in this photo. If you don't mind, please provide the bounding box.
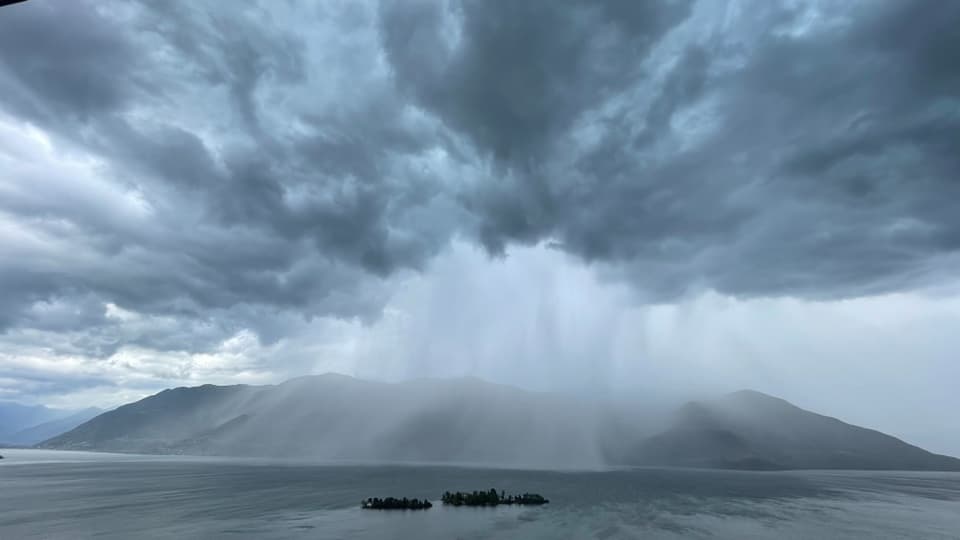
[0,402,101,445]
[1,402,60,437]
[40,375,618,467]
[631,390,960,471]
[40,378,960,471]
[3,408,102,446]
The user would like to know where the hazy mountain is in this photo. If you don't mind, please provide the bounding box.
[0,402,101,445]
[40,378,960,471]
[40,375,619,467]
[1,402,60,436]
[2,408,103,446]
[631,390,960,471]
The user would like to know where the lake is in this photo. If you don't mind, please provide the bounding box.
[1,449,959,539]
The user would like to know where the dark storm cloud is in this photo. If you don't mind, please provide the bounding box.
[379,0,695,250]
[1,0,959,361]
[0,1,138,123]
[377,0,960,300]
[380,0,693,162]
[0,0,453,349]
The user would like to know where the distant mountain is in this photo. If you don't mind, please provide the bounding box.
[0,402,101,445]
[40,378,960,471]
[630,390,960,471]
[1,401,60,436]
[3,408,102,446]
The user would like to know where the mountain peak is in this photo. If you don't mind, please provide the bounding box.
[278,373,365,387]
[722,389,794,407]
[726,388,777,399]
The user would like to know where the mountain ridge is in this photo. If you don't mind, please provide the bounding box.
[637,390,960,470]
[0,402,103,446]
[38,377,960,471]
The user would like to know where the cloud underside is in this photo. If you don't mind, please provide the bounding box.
[0,0,959,363]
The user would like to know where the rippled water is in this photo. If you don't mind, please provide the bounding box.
[2,449,959,539]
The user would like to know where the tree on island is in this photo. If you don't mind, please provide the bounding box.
[361,496,433,510]
[441,488,548,507]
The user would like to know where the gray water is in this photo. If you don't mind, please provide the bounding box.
[1,449,958,539]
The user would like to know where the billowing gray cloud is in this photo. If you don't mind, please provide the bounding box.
[0,0,458,350]
[0,0,959,401]
[381,0,960,300]
[381,0,693,162]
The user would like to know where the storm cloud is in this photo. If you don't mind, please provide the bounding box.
[1,0,960,438]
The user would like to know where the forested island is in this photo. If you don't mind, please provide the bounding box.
[442,488,549,506]
[361,489,549,510]
[361,497,433,510]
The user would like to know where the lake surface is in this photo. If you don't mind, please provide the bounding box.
[2,449,959,539]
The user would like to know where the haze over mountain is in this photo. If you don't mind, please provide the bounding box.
[40,375,616,467]
[0,402,60,435]
[634,390,960,471]
[41,375,960,471]
[0,402,102,446]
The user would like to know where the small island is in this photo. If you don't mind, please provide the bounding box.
[361,497,433,510]
[442,488,549,507]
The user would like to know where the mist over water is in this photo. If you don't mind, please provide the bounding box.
[2,450,959,539]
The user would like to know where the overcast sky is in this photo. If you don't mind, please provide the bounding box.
[1,0,959,454]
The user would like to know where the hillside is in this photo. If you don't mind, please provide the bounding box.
[632,390,960,470]
[40,375,615,467]
[40,378,960,471]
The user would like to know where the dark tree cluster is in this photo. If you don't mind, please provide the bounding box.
[441,488,549,507]
[361,497,433,510]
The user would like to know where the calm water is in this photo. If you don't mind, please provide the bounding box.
[1,449,959,539]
